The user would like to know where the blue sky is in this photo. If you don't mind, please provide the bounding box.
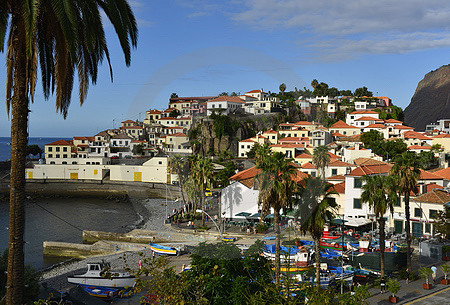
[1,0,450,137]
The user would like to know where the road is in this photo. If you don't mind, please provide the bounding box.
[405,287,450,304]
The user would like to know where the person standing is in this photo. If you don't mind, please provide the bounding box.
[405,267,410,284]
[431,265,438,283]
[380,277,386,293]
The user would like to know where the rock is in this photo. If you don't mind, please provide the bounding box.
[404,64,450,131]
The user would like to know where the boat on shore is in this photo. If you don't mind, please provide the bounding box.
[149,243,179,255]
[67,262,136,288]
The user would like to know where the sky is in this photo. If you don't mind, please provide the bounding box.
[1,0,450,137]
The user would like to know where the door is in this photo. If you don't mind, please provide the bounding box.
[134,172,142,182]
[412,222,422,237]
[27,172,33,179]
[394,220,403,234]
[70,173,78,180]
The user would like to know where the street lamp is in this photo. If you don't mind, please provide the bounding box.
[196,209,223,240]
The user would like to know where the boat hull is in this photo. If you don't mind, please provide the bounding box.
[150,243,178,255]
[68,275,136,288]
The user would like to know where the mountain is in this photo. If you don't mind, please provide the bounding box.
[404,65,450,131]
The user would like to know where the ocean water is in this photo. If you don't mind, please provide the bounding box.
[0,197,140,269]
[0,137,70,161]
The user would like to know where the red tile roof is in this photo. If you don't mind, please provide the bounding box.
[403,131,431,140]
[330,120,358,129]
[294,121,313,125]
[355,116,383,121]
[419,169,443,180]
[147,110,162,114]
[301,162,316,169]
[349,110,379,115]
[425,183,444,193]
[385,119,403,123]
[240,138,256,143]
[364,123,386,129]
[327,175,346,181]
[332,132,346,137]
[246,89,264,93]
[394,125,414,130]
[353,158,387,166]
[408,145,432,150]
[263,129,278,134]
[270,144,305,148]
[434,167,450,180]
[329,160,353,167]
[331,182,346,194]
[169,133,188,137]
[295,153,313,159]
[414,189,450,204]
[46,140,73,146]
[208,96,245,103]
[122,120,136,123]
[348,164,393,176]
[433,134,450,138]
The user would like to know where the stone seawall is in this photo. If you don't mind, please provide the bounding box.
[0,179,181,199]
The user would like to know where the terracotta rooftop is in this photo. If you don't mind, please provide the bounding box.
[425,183,444,193]
[419,169,443,180]
[208,96,245,103]
[121,120,136,123]
[331,182,346,194]
[329,160,353,167]
[301,162,316,169]
[46,140,73,146]
[408,145,432,150]
[240,138,257,143]
[330,120,358,129]
[246,89,265,94]
[433,134,450,138]
[294,121,313,125]
[403,131,432,140]
[270,144,305,148]
[327,175,346,181]
[364,124,386,129]
[385,119,403,123]
[169,133,188,137]
[414,189,450,204]
[434,167,450,180]
[349,110,379,115]
[112,134,131,139]
[147,110,162,114]
[332,132,346,137]
[295,153,313,159]
[348,164,393,176]
[394,125,414,130]
[355,116,384,121]
[263,129,278,134]
[353,157,387,166]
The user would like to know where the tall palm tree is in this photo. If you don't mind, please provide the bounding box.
[390,151,421,272]
[361,175,398,277]
[296,177,337,289]
[190,155,213,227]
[169,155,189,206]
[313,145,330,180]
[0,2,137,303]
[257,151,298,285]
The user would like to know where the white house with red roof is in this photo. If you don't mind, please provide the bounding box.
[346,110,380,126]
[432,133,450,152]
[353,116,384,128]
[262,129,279,144]
[240,90,280,114]
[329,120,360,137]
[162,133,192,154]
[238,135,269,158]
[402,131,433,146]
[144,110,162,124]
[206,96,246,116]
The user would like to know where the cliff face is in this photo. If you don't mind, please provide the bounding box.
[404,65,450,131]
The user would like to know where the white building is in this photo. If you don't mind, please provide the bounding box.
[206,96,245,116]
[346,110,380,127]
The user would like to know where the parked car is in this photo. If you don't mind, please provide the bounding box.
[205,188,212,197]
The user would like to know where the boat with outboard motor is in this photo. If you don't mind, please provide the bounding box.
[67,261,136,288]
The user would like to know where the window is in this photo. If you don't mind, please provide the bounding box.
[353,198,362,209]
[56,154,60,158]
[331,169,338,176]
[241,145,244,148]
[414,208,422,218]
[50,161,55,164]
[63,147,67,152]
[429,210,438,219]
[159,161,162,165]
[48,154,53,158]
[62,161,67,164]
[56,147,60,152]
[48,147,52,152]
[425,223,431,233]
[311,171,316,177]
[72,161,77,164]
[63,154,67,158]
[394,198,401,207]
[241,153,245,157]
[354,178,362,188]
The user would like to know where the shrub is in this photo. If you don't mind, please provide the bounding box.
[255,223,268,233]
[386,278,401,297]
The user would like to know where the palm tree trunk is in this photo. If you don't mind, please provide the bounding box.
[274,209,281,286]
[7,9,28,304]
[379,218,386,278]
[404,191,412,272]
[314,235,321,290]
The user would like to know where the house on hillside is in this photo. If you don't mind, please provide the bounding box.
[206,96,245,116]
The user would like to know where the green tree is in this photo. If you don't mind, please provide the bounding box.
[279,83,287,94]
[26,144,43,158]
[219,92,229,96]
[0,2,137,303]
[354,86,373,97]
[169,109,181,118]
[433,205,449,239]
[256,151,298,285]
[296,177,337,289]
[170,92,178,98]
[169,155,189,206]
[132,143,144,155]
[214,161,236,188]
[361,175,398,277]
[190,155,214,227]
[339,89,353,96]
[390,152,421,272]
[313,145,330,180]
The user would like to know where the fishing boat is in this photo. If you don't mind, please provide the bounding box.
[82,286,119,300]
[149,243,178,255]
[294,271,337,287]
[278,265,312,273]
[222,237,236,242]
[67,262,136,288]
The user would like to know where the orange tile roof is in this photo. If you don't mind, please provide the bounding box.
[355,116,384,121]
[46,140,73,146]
[279,137,308,142]
[121,126,144,129]
[394,125,414,130]
[425,183,444,193]
[270,144,305,148]
[122,120,136,123]
[263,129,278,134]
[419,169,443,180]
[159,117,178,120]
[301,162,316,169]
[294,121,313,125]
[329,160,353,167]
[348,164,393,176]
[328,152,341,159]
[403,131,432,140]
[295,153,313,159]
[434,167,450,180]
[169,133,188,137]
[164,107,177,112]
[327,175,346,181]
[230,166,307,186]
[246,89,264,93]
[240,138,256,143]
[331,182,346,194]
[408,145,432,150]
[364,124,386,129]
[208,96,245,103]
[385,119,403,123]
[353,157,387,166]
[330,120,358,129]
[332,132,346,137]
[147,110,162,114]
[414,189,450,204]
[433,134,450,138]
[349,110,379,115]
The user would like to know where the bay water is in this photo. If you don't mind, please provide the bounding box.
[0,137,70,162]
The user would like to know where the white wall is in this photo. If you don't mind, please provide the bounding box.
[221,181,260,219]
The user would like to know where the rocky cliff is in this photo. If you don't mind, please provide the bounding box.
[404,65,450,131]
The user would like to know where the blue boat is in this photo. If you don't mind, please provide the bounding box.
[81,285,119,300]
[150,243,178,255]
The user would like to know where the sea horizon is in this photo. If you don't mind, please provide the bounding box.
[0,137,71,162]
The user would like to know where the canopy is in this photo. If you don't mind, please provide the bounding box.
[265,213,274,218]
[250,213,261,218]
[235,212,251,217]
[332,218,348,225]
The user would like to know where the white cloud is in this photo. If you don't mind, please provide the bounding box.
[233,0,450,58]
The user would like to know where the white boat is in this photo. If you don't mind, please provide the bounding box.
[67,262,136,288]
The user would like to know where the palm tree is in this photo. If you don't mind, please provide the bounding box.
[0,2,137,303]
[361,175,398,277]
[296,177,337,289]
[190,155,214,227]
[313,145,330,180]
[256,151,298,285]
[390,152,421,272]
[169,155,189,207]
[279,83,286,94]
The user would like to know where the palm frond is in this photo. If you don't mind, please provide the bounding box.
[0,0,9,53]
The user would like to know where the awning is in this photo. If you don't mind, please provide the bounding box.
[342,217,372,227]
[250,213,261,218]
[332,219,348,225]
[235,212,251,217]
